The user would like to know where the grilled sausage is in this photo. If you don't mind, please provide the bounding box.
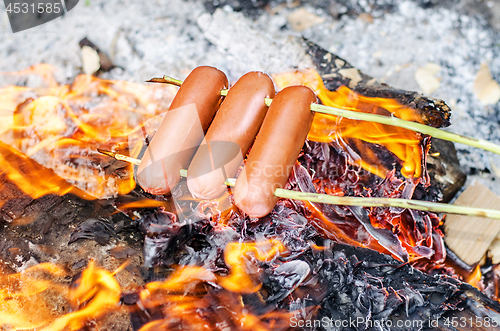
[187,72,275,199]
[136,66,228,194]
[233,86,316,217]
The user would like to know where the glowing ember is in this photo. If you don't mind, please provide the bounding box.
[273,69,424,178]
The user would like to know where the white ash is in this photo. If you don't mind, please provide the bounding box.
[0,0,499,195]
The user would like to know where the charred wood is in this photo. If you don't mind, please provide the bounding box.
[304,40,466,202]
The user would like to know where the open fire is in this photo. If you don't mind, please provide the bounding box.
[0,64,176,199]
[1,48,500,330]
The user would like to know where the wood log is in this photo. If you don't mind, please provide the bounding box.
[444,181,500,265]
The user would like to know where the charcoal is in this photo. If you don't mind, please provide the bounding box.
[0,175,35,222]
[265,260,311,303]
[203,0,271,18]
[79,37,116,73]
[139,209,218,268]
[0,226,32,272]
[122,292,140,305]
[109,246,139,259]
[71,259,88,270]
[306,243,500,330]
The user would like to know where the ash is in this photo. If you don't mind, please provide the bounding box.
[132,192,500,330]
[1,0,499,194]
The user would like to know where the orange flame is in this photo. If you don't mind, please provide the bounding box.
[0,64,175,199]
[219,239,285,293]
[142,266,216,307]
[466,264,483,291]
[273,69,423,178]
[0,261,121,330]
[116,199,169,210]
[0,140,94,209]
[0,263,67,329]
[136,239,294,330]
[43,261,122,331]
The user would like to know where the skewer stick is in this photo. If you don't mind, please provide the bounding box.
[274,189,500,220]
[150,76,500,157]
[97,149,235,186]
[97,149,500,220]
[97,148,141,165]
[308,103,500,156]
[145,76,183,87]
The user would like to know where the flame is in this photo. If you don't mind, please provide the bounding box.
[0,261,121,330]
[3,64,61,88]
[135,239,294,330]
[466,264,483,290]
[0,140,94,209]
[273,69,423,178]
[143,266,216,303]
[219,239,285,293]
[116,199,169,210]
[43,261,122,331]
[0,64,175,198]
[0,263,67,329]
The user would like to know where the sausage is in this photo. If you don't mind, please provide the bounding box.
[136,66,228,194]
[187,72,275,199]
[233,86,316,218]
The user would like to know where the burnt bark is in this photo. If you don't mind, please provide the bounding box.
[304,40,466,202]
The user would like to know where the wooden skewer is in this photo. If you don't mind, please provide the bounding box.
[148,75,500,158]
[97,149,500,220]
[274,189,500,220]
[97,148,141,165]
[97,149,235,186]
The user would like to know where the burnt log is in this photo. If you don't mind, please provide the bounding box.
[304,40,466,203]
[304,40,451,128]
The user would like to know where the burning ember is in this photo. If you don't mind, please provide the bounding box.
[1,54,500,330]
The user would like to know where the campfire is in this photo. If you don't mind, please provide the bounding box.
[1,40,500,331]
